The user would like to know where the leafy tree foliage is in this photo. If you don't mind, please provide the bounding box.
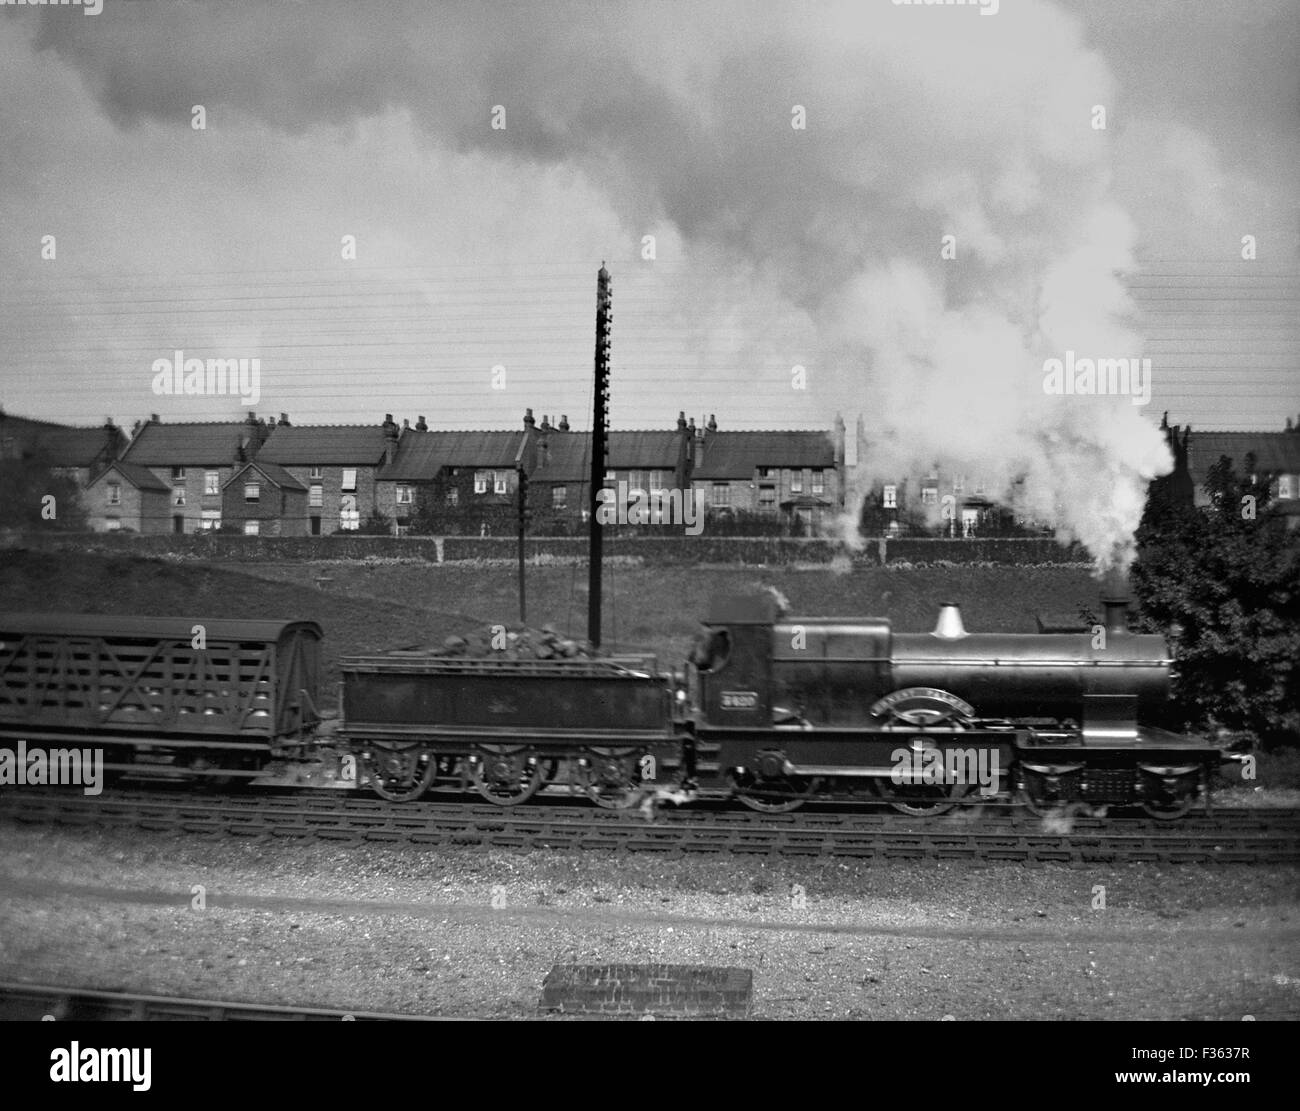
[0,456,86,530]
[1131,453,1300,746]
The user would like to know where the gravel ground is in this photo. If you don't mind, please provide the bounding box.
[0,823,1295,1021]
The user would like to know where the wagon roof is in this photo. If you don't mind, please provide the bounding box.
[0,614,323,643]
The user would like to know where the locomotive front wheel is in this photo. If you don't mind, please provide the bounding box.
[471,745,545,806]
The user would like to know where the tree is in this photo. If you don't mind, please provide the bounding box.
[0,457,87,531]
[1130,453,1300,746]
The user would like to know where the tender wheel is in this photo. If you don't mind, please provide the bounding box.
[577,748,643,810]
[364,744,437,802]
[734,774,820,813]
[471,745,545,806]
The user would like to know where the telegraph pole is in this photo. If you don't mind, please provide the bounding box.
[588,263,612,647]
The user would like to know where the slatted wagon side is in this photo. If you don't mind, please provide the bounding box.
[0,614,323,773]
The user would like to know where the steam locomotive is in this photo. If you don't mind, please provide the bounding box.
[0,593,1233,819]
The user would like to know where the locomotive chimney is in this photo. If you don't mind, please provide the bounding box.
[1100,567,1131,635]
[1101,597,1130,635]
[932,602,967,639]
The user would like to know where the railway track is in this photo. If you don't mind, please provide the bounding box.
[0,981,451,1021]
[4,787,1299,862]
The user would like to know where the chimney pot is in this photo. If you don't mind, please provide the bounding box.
[559,414,570,432]
[416,415,428,431]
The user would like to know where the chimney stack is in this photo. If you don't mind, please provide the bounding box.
[382,413,399,464]
[523,408,535,431]
[279,412,290,426]
[707,413,717,433]
[677,411,687,432]
[558,414,569,432]
[416,415,428,431]
[540,414,552,432]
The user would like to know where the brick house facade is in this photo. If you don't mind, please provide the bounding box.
[84,462,171,533]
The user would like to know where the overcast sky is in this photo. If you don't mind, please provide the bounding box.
[0,0,1295,435]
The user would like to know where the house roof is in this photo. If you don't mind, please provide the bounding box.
[258,424,392,465]
[608,430,683,468]
[0,413,115,468]
[693,430,835,479]
[227,460,308,491]
[531,433,593,482]
[121,421,259,466]
[378,430,526,481]
[529,430,686,482]
[97,462,170,493]
[1186,431,1300,484]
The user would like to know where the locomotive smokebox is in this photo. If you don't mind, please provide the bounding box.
[932,602,967,639]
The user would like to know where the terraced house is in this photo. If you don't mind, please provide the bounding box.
[115,412,269,533]
[376,414,528,535]
[256,415,398,534]
[691,419,841,534]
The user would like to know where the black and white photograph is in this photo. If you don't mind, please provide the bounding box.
[0,0,1296,1082]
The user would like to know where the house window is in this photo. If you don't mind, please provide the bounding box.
[552,486,567,510]
[649,470,664,490]
[494,472,508,495]
[921,486,938,506]
[758,485,776,510]
[962,508,978,537]
[173,489,186,507]
[953,474,965,495]
[811,470,824,495]
[397,484,413,505]
[341,468,357,492]
[244,520,260,536]
[757,467,772,479]
[339,494,359,530]
[309,484,323,507]
[791,471,803,494]
[105,518,121,532]
[446,487,459,507]
[171,466,186,481]
[204,470,220,495]
[309,466,323,480]
[883,485,897,509]
[711,483,730,507]
[474,471,489,494]
[1278,475,1296,499]
[200,511,221,530]
[244,483,260,502]
[106,483,121,506]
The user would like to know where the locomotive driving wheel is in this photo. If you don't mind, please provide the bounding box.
[874,778,971,817]
[470,745,545,806]
[364,743,437,802]
[734,773,821,813]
